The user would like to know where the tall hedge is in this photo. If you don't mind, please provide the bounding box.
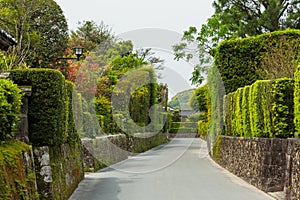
[207,65,225,153]
[272,78,294,138]
[10,69,71,146]
[224,78,294,138]
[0,79,23,141]
[294,64,300,137]
[241,86,251,137]
[214,30,300,94]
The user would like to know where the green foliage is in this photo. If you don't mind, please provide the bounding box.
[95,66,160,134]
[214,30,300,94]
[213,136,222,161]
[173,0,300,86]
[212,0,300,37]
[0,0,69,68]
[295,64,300,137]
[207,65,225,146]
[241,86,251,137]
[189,85,209,112]
[171,110,181,122]
[10,69,69,146]
[272,78,295,138]
[0,79,23,141]
[69,20,115,52]
[224,79,294,138]
[169,122,197,133]
[0,140,38,199]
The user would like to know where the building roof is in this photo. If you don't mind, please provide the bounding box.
[0,29,17,51]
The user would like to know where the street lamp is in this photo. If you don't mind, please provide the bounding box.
[74,45,84,61]
[55,45,84,63]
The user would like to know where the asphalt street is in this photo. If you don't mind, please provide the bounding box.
[69,138,274,200]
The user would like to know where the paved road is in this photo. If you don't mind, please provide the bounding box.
[69,138,274,200]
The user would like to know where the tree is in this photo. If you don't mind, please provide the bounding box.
[69,20,115,52]
[0,0,68,68]
[173,0,300,85]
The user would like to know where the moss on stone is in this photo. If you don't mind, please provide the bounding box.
[213,136,222,161]
[0,139,38,199]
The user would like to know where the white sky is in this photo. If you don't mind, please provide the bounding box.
[54,0,215,98]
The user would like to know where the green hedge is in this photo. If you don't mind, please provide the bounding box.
[10,69,74,146]
[224,78,294,138]
[169,122,197,133]
[294,64,300,137]
[214,30,300,94]
[272,78,295,138]
[0,79,23,141]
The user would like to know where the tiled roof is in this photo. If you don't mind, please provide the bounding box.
[0,29,17,51]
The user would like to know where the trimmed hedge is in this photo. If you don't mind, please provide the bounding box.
[0,79,23,141]
[169,122,197,133]
[272,78,294,138]
[224,78,294,138]
[294,64,300,137]
[214,30,300,94]
[10,69,76,146]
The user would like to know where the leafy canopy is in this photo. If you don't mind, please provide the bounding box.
[173,0,300,85]
[0,0,69,68]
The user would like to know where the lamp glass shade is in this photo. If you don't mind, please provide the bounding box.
[75,47,83,55]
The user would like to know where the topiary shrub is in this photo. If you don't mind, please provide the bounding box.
[10,69,68,146]
[0,79,23,141]
[214,30,300,94]
[272,78,294,138]
[295,64,300,137]
[224,78,294,138]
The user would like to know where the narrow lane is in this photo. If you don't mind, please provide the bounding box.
[69,138,274,200]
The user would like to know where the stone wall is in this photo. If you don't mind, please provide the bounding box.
[215,136,288,192]
[33,143,84,200]
[82,132,168,172]
[0,140,38,199]
[285,139,300,200]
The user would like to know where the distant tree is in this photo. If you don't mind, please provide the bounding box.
[173,0,300,85]
[189,85,209,112]
[0,0,68,68]
[69,20,115,52]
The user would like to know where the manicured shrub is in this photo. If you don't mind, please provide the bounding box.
[233,88,243,137]
[224,79,294,138]
[295,65,300,137]
[10,69,68,146]
[250,80,273,137]
[0,79,23,141]
[207,65,225,148]
[272,78,294,138]
[241,86,251,137]
[169,122,197,133]
[214,30,300,94]
[65,81,80,143]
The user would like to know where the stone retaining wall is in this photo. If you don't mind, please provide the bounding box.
[215,136,288,192]
[82,132,168,172]
[33,143,84,199]
[285,139,300,200]
[214,136,300,199]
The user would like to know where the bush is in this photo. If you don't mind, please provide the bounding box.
[0,79,23,141]
[295,64,300,137]
[272,78,294,138]
[214,30,300,94]
[169,122,197,133]
[10,69,68,146]
[224,78,294,138]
